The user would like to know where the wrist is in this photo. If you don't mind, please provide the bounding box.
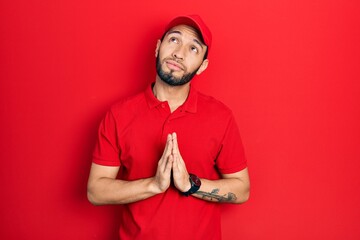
[180,178,192,192]
[181,173,201,196]
[149,177,165,195]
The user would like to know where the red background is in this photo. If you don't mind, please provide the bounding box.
[1,0,359,239]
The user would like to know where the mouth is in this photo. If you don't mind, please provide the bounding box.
[165,60,184,71]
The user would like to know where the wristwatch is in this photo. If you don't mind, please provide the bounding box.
[182,173,201,196]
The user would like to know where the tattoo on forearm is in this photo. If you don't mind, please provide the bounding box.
[195,188,237,202]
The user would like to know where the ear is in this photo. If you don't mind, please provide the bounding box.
[196,59,209,75]
[155,40,161,58]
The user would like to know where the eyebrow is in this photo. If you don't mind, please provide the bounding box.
[167,30,204,50]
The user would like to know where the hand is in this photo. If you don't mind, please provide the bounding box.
[171,132,191,192]
[152,134,173,193]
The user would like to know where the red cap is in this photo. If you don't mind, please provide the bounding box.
[165,15,212,50]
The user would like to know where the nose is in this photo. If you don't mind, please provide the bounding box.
[172,45,185,60]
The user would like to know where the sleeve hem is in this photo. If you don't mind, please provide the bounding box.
[218,162,247,174]
[92,157,121,167]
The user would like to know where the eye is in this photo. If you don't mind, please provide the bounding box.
[169,37,178,43]
[191,46,199,53]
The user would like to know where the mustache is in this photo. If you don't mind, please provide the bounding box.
[163,57,186,71]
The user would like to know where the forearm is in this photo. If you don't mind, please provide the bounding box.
[87,177,160,205]
[192,177,250,204]
[88,135,174,205]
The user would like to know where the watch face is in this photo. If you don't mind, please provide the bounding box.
[190,174,201,187]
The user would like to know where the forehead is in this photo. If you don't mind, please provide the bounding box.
[166,25,204,44]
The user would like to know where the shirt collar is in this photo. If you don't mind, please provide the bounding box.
[144,83,198,113]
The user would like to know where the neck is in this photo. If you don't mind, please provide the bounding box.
[153,76,190,112]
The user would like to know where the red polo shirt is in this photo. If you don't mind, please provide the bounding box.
[93,84,247,240]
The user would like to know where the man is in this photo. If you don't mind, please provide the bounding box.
[87,15,250,240]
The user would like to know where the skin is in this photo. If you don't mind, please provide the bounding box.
[87,25,250,205]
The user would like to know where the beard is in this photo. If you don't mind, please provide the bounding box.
[156,56,200,86]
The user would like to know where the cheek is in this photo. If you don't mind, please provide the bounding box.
[159,43,174,57]
[158,51,170,64]
[187,58,203,72]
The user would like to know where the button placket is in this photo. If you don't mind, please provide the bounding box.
[159,101,172,140]
[160,106,188,139]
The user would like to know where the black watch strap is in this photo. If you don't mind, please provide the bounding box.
[182,173,201,197]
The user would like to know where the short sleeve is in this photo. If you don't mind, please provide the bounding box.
[92,109,121,166]
[216,113,247,174]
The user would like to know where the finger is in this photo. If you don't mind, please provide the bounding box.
[161,134,173,160]
[171,133,186,168]
[171,132,180,155]
[159,135,173,172]
[174,154,186,174]
[164,155,173,175]
[171,150,178,166]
